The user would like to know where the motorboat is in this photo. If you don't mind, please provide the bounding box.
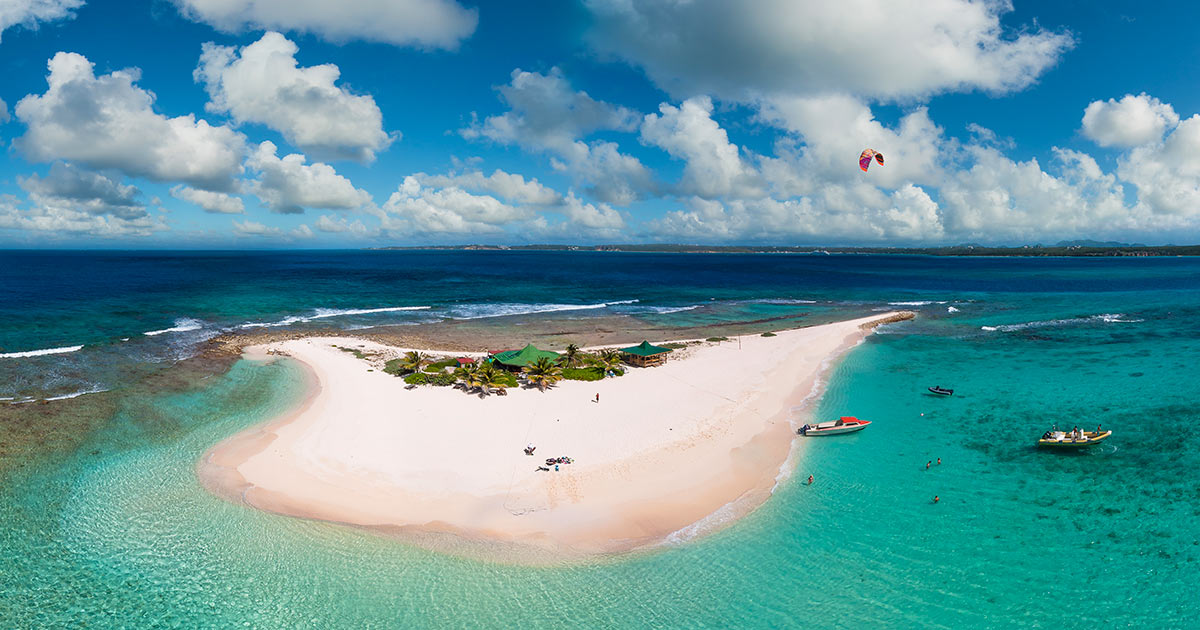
[798,416,871,436]
[927,386,954,396]
[1037,429,1112,448]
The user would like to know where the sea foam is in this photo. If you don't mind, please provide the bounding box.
[0,345,84,359]
[447,302,621,320]
[144,318,205,336]
[981,313,1141,332]
[240,306,431,328]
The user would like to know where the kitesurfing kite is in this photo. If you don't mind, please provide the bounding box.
[859,149,884,172]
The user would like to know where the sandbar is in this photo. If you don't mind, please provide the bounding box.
[199,312,910,562]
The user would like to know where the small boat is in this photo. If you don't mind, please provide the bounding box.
[798,416,871,436]
[927,386,954,396]
[1037,429,1112,448]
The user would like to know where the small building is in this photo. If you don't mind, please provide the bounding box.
[490,344,561,371]
[619,340,673,367]
[456,357,476,365]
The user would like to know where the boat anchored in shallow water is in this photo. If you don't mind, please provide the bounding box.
[1037,428,1112,448]
[927,386,954,396]
[798,416,871,436]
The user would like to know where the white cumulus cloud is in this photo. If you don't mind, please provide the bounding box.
[0,0,83,42]
[417,169,563,205]
[462,68,652,204]
[170,185,244,214]
[1082,93,1179,148]
[19,162,147,220]
[586,0,1073,102]
[196,32,393,162]
[1118,114,1200,218]
[379,176,531,234]
[15,52,245,191]
[316,214,375,236]
[173,0,476,50]
[640,96,761,199]
[246,141,372,214]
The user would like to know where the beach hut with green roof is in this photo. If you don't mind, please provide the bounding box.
[619,340,673,367]
[491,344,560,370]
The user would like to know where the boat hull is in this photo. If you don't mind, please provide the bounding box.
[804,425,868,436]
[1037,430,1112,448]
[802,422,870,436]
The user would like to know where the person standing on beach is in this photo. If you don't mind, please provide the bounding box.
[595,392,600,403]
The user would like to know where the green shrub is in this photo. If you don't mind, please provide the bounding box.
[494,371,519,388]
[335,345,370,360]
[383,359,411,377]
[424,358,458,373]
[661,342,688,349]
[563,367,604,381]
[706,336,729,342]
[403,372,429,385]
[760,332,777,337]
[428,373,457,386]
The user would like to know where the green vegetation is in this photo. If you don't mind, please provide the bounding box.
[560,343,582,368]
[523,356,564,391]
[423,358,459,373]
[596,349,623,373]
[334,345,371,360]
[399,350,427,373]
[563,367,604,381]
[383,358,408,376]
[661,342,689,349]
[706,336,729,342]
[452,361,517,395]
[760,332,777,337]
[403,372,456,386]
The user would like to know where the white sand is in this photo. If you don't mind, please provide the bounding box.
[199,312,906,559]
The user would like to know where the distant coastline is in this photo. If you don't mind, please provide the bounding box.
[369,242,1197,257]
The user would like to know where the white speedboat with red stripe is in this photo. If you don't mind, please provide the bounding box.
[797,416,871,436]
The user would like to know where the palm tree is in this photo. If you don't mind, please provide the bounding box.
[560,343,581,368]
[475,362,505,396]
[399,350,426,374]
[453,363,478,391]
[524,356,564,391]
[598,349,623,374]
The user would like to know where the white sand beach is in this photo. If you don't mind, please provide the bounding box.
[199,312,908,559]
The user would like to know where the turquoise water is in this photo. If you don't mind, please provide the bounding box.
[3,253,1200,627]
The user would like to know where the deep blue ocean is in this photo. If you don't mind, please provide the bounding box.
[2,250,1199,627]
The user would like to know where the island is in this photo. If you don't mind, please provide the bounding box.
[199,312,912,562]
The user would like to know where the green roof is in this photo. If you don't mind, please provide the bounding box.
[619,340,674,357]
[492,344,560,367]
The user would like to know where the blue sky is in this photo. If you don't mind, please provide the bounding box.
[2,0,1200,247]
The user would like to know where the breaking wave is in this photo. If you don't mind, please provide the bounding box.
[446,301,630,320]
[44,387,109,402]
[981,313,1142,332]
[144,318,205,336]
[240,306,431,328]
[0,345,84,359]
